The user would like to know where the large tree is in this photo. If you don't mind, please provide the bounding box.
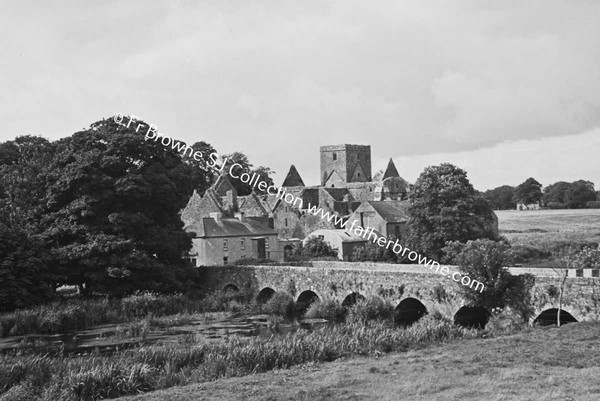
[0,135,56,232]
[0,223,54,312]
[187,141,218,195]
[223,151,275,195]
[514,177,543,205]
[443,239,534,320]
[543,180,596,209]
[407,163,497,260]
[39,117,197,294]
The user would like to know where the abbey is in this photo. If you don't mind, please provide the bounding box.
[180,144,411,264]
[273,145,411,255]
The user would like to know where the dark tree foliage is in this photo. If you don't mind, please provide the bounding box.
[223,151,275,195]
[0,135,56,232]
[543,180,596,209]
[188,141,218,195]
[0,223,54,312]
[483,185,516,210]
[567,180,596,208]
[407,163,497,261]
[39,117,198,294]
[443,239,534,319]
[292,237,338,259]
[514,177,543,205]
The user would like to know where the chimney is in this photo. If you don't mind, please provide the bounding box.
[226,189,238,214]
[209,212,222,222]
[234,211,245,222]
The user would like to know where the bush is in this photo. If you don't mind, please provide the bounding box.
[300,237,338,259]
[512,245,551,264]
[346,297,394,324]
[305,299,346,322]
[547,202,566,209]
[121,292,185,318]
[351,240,397,263]
[262,293,295,318]
[485,307,530,336]
[586,201,600,209]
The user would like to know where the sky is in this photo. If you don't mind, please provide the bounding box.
[1,0,599,191]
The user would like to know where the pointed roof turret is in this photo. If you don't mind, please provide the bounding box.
[282,165,305,187]
[382,158,400,180]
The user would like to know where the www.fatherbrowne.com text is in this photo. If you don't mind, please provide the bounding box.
[115,113,485,293]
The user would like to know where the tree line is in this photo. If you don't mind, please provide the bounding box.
[0,117,273,311]
[483,177,600,210]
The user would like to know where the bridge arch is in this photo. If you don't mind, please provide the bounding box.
[454,306,490,329]
[533,308,579,326]
[256,287,276,304]
[342,292,365,308]
[296,290,320,316]
[223,283,239,293]
[394,297,428,326]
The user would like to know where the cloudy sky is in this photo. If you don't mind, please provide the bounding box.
[1,0,599,190]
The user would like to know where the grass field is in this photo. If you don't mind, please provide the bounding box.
[496,209,600,266]
[123,322,600,401]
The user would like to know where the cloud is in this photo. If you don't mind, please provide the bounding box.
[384,128,600,191]
[1,0,599,190]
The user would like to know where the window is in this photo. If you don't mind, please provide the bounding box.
[357,172,361,177]
[189,258,197,266]
[333,153,337,161]
[241,238,245,250]
[284,218,288,227]
[223,239,228,251]
[593,270,599,278]
[223,256,228,265]
[576,269,583,277]
[318,235,324,240]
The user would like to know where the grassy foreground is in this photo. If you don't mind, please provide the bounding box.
[122,322,600,401]
[0,315,479,400]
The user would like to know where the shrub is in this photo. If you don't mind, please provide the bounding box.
[586,201,600,209]
[262,293,295,318]
[547,202,566,209]
[485,307,530,336]
[121,291,184,318]
[305,299,346,322]
[346,297,394,324]
[512,245,551,264]
[301,237,338,259]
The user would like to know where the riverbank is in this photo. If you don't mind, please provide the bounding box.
[122,321,600,401]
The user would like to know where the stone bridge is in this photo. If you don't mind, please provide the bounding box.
[198,261,600,327]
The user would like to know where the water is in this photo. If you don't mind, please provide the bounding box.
[0,313,329,355]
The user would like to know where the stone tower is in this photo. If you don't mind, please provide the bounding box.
[320,144,372,187]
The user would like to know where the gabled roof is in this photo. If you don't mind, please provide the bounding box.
[322,187,352,202]
[213,173,235,196]
[367,201,410,222]
[238,191,270,217]
[185,217,277,238]
[282,165,305,187]
[180,189,224,225]
[382,158,400,180]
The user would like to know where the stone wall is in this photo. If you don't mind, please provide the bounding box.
[199,262,600,322]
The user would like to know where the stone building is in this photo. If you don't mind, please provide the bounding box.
[181,175,282,266]
[347,201,410,240]
[272,144,410,241]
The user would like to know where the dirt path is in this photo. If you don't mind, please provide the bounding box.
[122,322,600,401]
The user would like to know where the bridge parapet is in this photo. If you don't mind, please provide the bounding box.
[197,262,600,325]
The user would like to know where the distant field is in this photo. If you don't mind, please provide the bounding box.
[496,209,600,266]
